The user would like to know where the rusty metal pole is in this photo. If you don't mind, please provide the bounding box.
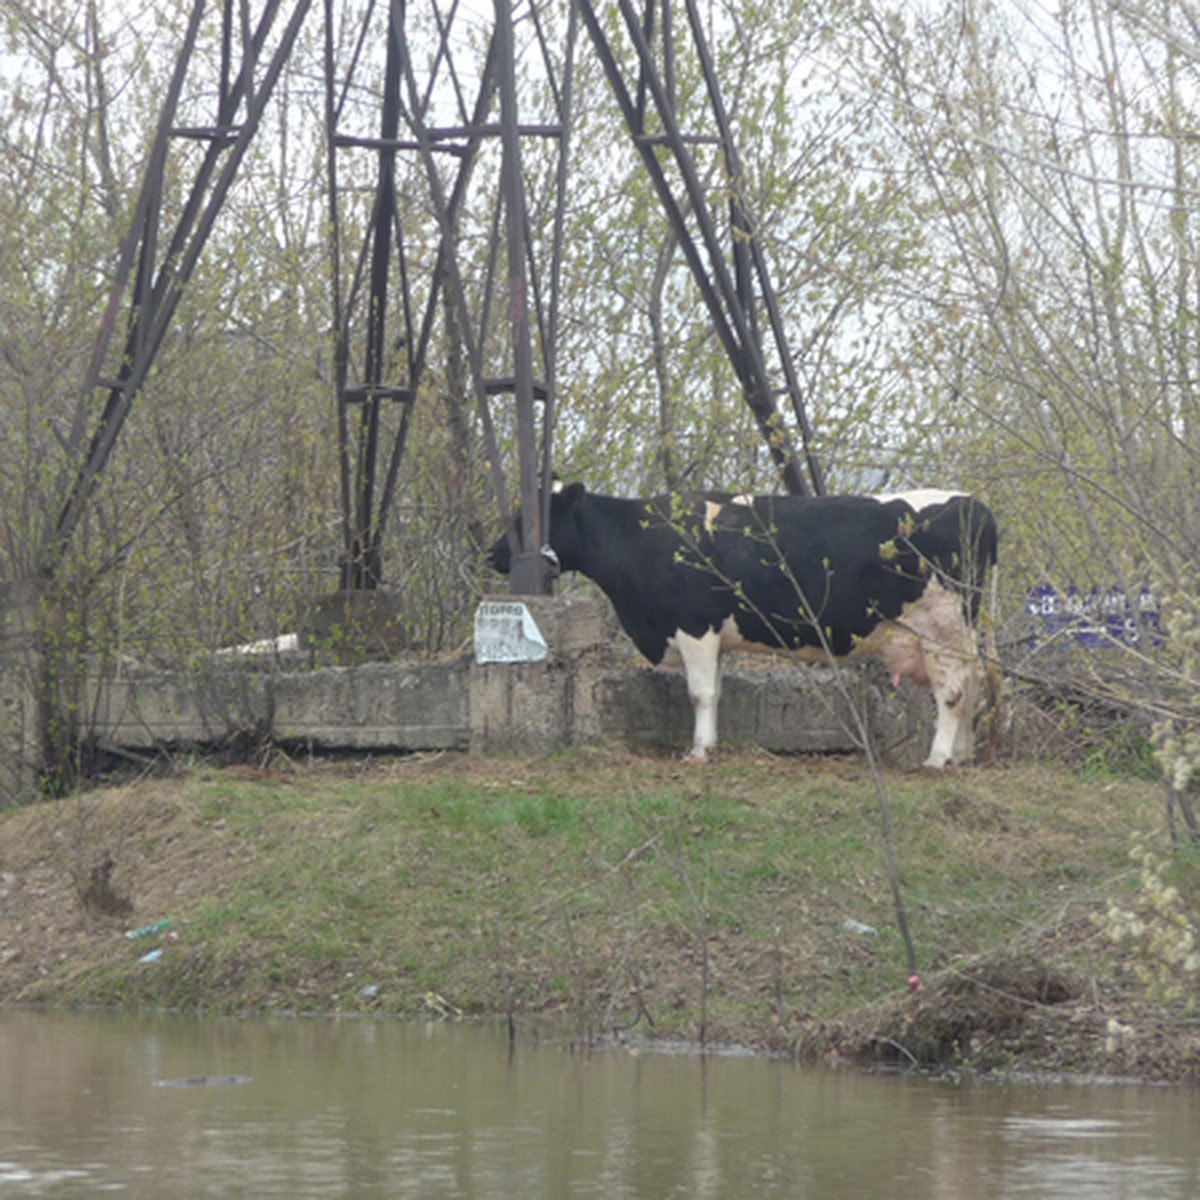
[339,0,404,591]
[495,0,552,596]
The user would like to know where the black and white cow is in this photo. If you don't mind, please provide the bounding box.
[488,483,998,767]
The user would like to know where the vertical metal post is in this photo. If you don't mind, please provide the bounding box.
[339,0,404,591]
[496,0,551,596]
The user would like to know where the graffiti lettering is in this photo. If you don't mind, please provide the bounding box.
[1025,584,1160,649]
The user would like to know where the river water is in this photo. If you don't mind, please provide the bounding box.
[1,1011,1197,1198]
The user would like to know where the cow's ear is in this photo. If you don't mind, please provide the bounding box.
[560,481,586,507]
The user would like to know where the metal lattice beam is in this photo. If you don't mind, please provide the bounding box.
[45,0,824,599]
[42,0,315,577]
[328,0,571,595]
[577,0,824,497]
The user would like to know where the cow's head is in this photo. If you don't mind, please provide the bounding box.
[486,480,586,576]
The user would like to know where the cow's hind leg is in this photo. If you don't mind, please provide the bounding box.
[669,628,723,761]
[898,580,985,768]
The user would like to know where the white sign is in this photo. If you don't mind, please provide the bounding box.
[474,601,548,664]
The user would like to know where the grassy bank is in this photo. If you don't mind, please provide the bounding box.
[1,747,1196,1079]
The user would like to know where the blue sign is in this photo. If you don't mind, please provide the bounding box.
[1025,584,1161,649]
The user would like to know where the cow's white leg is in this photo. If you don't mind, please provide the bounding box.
[921,634,983,769]
[926,679,965,767]
[884,579,983,768]
[669,628,724,761]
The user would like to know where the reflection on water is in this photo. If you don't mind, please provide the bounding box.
[0,1011,1197,1198]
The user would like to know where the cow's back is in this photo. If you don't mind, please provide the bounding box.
[533,483,996,667]
[701,493,995,657]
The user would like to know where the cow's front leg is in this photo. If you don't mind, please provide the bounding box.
[669,628,724,761]
[923,646,984,768]
[925,686,964,768]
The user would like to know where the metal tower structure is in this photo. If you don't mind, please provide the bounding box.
[42,0,824,601]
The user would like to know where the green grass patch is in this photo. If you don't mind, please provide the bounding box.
[0,749,1171,1049]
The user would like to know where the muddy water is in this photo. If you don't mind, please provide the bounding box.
[1,1011,1197,1198]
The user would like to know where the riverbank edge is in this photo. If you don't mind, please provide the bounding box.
[1,749,1197,1084]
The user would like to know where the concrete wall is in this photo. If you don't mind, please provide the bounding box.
[72,595,934,767]
[88,660,472,754]
[0,590,937,795]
